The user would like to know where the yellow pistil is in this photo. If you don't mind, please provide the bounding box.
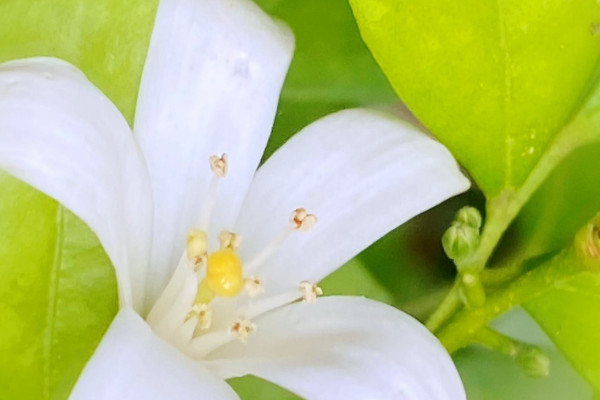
[205,248,244,297]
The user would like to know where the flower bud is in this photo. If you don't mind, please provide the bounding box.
[517,346,550,378]
[455,206,482,230]
[442,223,480,262]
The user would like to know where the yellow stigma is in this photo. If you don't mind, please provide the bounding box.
[206,248,244,297]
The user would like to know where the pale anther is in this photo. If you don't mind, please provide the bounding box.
[187,229,208,267]
[186,304,212,330]
[230,317,256,343]
[290,208,318,232]
[299,281,323,304]
[219,230,242,250]
[244,277,265,298]
[209,154,228,178]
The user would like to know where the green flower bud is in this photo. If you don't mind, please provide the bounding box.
[455,206,482,230]
[517,346,551,378]
[442,223,480,261]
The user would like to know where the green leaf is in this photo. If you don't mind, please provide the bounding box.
[350,0,600,196]
[525,273,600,392]
[0,0,158,123]
[0,174,118,399]
[0,0,158,397]
[513,142,600,257]
[455,309,593,400]
[511,142,600,391]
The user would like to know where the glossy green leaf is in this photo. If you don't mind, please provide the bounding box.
[510,142,600,391]
[0,174,118,399]
[525,273,600,392]
[350,0,600,195]
[0,0,158,123]
[512,143,600,257]
[0,1,158,398]
[455,309,593,400]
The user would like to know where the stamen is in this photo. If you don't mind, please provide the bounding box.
[186,229,208,268]
[230,317,256,343]
[199,154,228,231]
[245,208,317,271]
[146,254,192,326]
[149,268,199,340]
[243,229,291,271]
[244,276,265,298]
[236,290,303,321]
[290,208,318,232]
[186,304,213,330]
[218,230,242,250]
[171,314,200,349]
[185,304,213,335]
[209,153,228,178]
[299,281,323,303]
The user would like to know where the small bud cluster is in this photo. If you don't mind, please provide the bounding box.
[442,206,482,263]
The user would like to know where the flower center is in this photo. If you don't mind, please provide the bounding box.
[144,154,322,359]
[205,248,244,297]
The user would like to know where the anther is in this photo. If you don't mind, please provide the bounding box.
[299,281,323,303]
[192,304,213,331]
[219,230,242,250]
[186,304,213,330]
[209,154,228,178]
[230,317,256,343]
[244,277,265,298]
[187,229,208,267]
[290,208,318,232]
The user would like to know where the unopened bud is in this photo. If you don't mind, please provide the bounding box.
[442,224,480,261]
[455,206,483,230]
[517,346,550,378]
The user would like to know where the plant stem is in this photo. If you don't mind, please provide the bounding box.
[425,280,460,332]
[425,114,599,332]
[437,214,600,353]
[473,328,519,356]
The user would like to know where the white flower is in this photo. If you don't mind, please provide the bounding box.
[0,0,470,399]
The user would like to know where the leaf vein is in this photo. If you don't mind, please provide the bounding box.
[43,206,65,400]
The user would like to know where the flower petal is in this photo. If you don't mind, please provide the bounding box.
[205,296,466,400]
[134,0,294,308]
[235,109,470,294]
[0,57,152,310]
[70,308,240,400]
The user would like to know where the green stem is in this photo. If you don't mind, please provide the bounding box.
[437,215,600,353]
[426,114,599,330]
[425,280,460,332]
[480,257,529,287]
[473,328,519,356]
[440,248,578,353]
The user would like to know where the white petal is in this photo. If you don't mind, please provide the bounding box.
[70,308,240,400]
[235,109,470,294]
[205,296,466,400]
[0,58,152,310]
[134,0,294,308]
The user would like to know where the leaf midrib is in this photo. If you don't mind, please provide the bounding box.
[43,205,64,400]
[496,0,513,188]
